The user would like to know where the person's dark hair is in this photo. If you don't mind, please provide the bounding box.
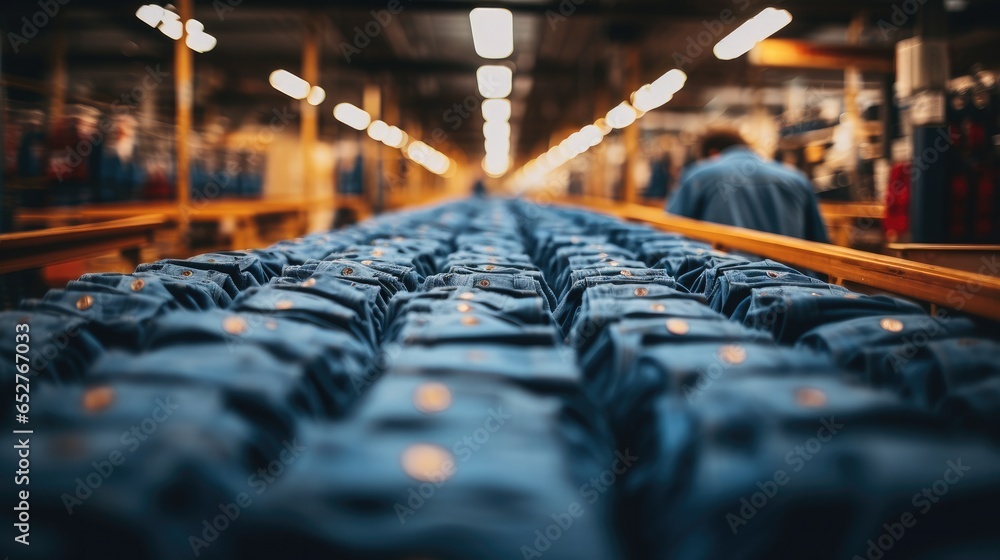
[699,128,748,159]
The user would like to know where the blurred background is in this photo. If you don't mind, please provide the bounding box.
[2,0,999,304]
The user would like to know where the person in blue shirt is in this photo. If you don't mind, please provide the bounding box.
[667,129,829,242]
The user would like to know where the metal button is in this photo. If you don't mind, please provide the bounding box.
[459,291,475,300]
[461,316,479,326]
[795,387,828,408]
[651,303,666,312]
[82,386,115,412]
[609,261,620,267]
[456,303,472,313]
[666,319,690,335]
[206,258,216,263]
[181,270,194,277]
[301,278,317,288]
[413,383,452,414]
[620,270,632,276]
[130,279,145,292]
[371,249,384,257]
[401,444,454,483]
[484,265,496,271]
[275,300,295,310]
[361,260,374,266]
[766,271,781,278]
[634,287,649,297]
[342,267,354,276]
[880,318,904,332]
[76,295,94,310]
[223,316,248,335]
[478,279,491,288]
[718,345,747,365]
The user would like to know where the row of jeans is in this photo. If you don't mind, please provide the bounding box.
[2,198,999,559]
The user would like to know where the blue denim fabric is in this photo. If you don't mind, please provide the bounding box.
[624,376,1000,560]
[70,271,229,310]
[658,251,754,291]
[797,314,981,375]
[446,264,558,310]
[865,337,1000,408]
[387,311,560,347]
[22,374,302,560]
[20,289,178,350]
[0,310,103,387]
[231,287,376,352]
[424,272,550,305]
[638,239,715,266]
[568,293,720,350]
[90,345,328,416]
[387,287,550,327]
[142,310,373,416]
[284,259,408,299]
[554,276,679,335]
[132,262,242,301]
[268,275,387,333]
[231,414,624,560]
[707,267,832,318]
[938,376,1000,440]
[735,285,927,344]
[136,252,271,292]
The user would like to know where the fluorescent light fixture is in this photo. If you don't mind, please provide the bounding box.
[159,18,183,40]
[714,7,792,60]
[367,120,390,142]
[186,31,217,53]
[483,153,510,177]
[383,126,407,148]
[185,19,204,34]
[135,5,165,27]
[483,121,511,139]
[651,69,687,96]
[306,86,326,106]
[269,70,310,99]
[606,102,638,129]
[477,65,513,99]
[469,8,514,59]
[482,99,512,122]
[333,102,372,130]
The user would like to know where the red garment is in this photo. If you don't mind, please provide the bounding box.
[883,162,911,240]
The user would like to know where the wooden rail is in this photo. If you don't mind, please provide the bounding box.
[0,216,167,275]
[550,197,1000,321]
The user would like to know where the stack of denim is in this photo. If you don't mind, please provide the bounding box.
[6,198,999,560]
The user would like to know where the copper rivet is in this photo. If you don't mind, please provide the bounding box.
[795,387,828,408]
[457,303,472,313]
[275,300,294,310]
[651,304,666,312]
[342,267,354,276]
[478,279,490,288]
[598,253,608,258]
[361,260,374,266]
[620,270,632,277]
[666,319,689,335]
[766,271,780,278]
[181,270,194,277]
[718,345,747,365]
[302,278,317,288]
[223,316,248,335]
[82,386,115,412]
[459,292,475,300]
[880,318,904,332]
[484,265,496,271]
[76,295,94,310]
[207,259,216,263]
[413,383,452,414]
[609,261,620,267]
[461,316,479,326]
[634,287,648,297]
[401,444,454,483]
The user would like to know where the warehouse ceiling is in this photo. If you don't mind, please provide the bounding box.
[4,0,1000,167]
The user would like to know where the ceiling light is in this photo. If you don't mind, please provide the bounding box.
[269,70,310,99]
[606,102,638,129]
[580,125,604,147]
[306,86,326,106]
[333,102,372,130]
[135,5,165,27]
[482,99,512,122]
[714,7,792,61]
[651,69,687,96]
[483,153,510,177]
[158,18,183,40]
[185,19,204,34]
[186,31,217,53]
[367,120,390,142]
[469,8,514,59]
[477,65,513,99]
[483,120,511,139]
[383,126,407,148]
